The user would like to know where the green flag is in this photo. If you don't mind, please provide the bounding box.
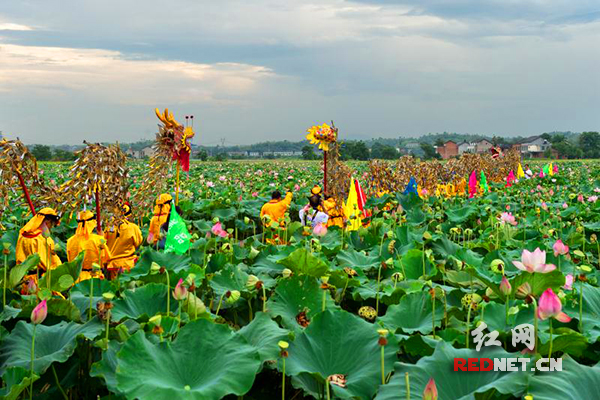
[165,205,191,254]
[480,171,489,193]
[543,164,550,175]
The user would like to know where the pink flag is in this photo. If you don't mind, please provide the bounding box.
[553,164,558,174]
[506,170,515,187]
[539,169,545,178]
[468,170,477,198]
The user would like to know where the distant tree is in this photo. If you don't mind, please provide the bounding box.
[338,141,352,160]
[196,149,208,161]
[31,145,52,161]
[301,145,317,160]
[351,141,370,161]
[579,132,600,158]
[53,149,76,161]
[549,134,564,144]
[552,140,583,159]
[420,143,440,160]
[541,133,552,141]
[371,143,398,159]
[214,152,228,161]
[434,138,445,147]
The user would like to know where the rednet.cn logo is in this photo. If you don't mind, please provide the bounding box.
[453,322,563,372]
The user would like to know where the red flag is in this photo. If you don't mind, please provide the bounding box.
[354,179,371,218]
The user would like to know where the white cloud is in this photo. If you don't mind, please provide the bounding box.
[0,44,275,105]
[0,22,32,31]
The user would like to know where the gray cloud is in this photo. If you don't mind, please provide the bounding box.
[0,0,598,145]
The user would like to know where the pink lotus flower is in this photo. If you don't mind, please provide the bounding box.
[211,222,228,238]
[173,278,188,301]
[423,378,438,400]
[206,181,215,188]
[27,278,37,294]
[31,299,47,325]
[500,276,512,296]
[562,203,568,209]
[537,288,571,322]
[294,184,300,191]
[251,191,259,197]
[219,176,226,181]
[499,212,517,226]
[588,196,598,203]
[541,202,548,211]
[563,274,574,290]
[147,231,155,244]
[313,223,327,237]
[553,240,569,257]
[578,194,584,203]
[512,248,556,273]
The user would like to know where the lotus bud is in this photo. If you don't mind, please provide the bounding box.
[516,282,532,299]
[499,276,512,296]
[226,290,241,304]
[423,231,432,240]
[249,246,259,260]
[423,378,438,400]
[150,262,161,274]
[282,268,293,278]
[244,217,250,225]
[173,279,188,301]
[185,273,196,286]
[246,274,260,289]
[149,314,162,326]
[102,292,115,302]
[490,259,504,274]
[31,299,47,325]
[392,272,404,282]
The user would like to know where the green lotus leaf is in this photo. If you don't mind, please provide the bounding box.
[115,319,261,399]
[123,248,191,279]
[509,269,565,297]
[380,291,444,334]
[267,275,337,332]
[446,205,477,223]
[89,341,122,395]
[38,253,84,292]
[285,309,398,399]
[336,249,380,272]
[112,283,178,321]
[0,319,102,375]
[0,305,21,323]
[375,341,530,400]
[277,248,329,278]
[18,298,81,322]
[4,254,40,289]
[527,356,600,399]
[565,283,600,342]
[209,264,250,296]
[238,312,290,363]
[0,367,39,400]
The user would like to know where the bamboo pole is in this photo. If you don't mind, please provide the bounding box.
[175,162,180,206]
[95,189,102,233]
[16,171,36,215]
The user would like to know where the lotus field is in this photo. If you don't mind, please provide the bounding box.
[3,159,600,400]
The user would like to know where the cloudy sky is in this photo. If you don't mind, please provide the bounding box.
[0,1,598,145]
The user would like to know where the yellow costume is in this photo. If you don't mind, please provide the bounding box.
[260,192,293,228]
[322,197,345,228]
[66,211,109,282]
[105,204,142,274]
[16,208,62,272]
[148,194,172,244]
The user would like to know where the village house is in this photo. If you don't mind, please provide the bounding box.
[513,136,552,158]
[436,140,458,159]
[475,139,493,154]
[457,141,475,154]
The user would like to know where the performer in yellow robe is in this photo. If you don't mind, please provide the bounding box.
[105,203,142,278]
[16,208,62,276]
[321,196,345,228]
[260,190,293,228]
[148,193,172,244]
[66,210,110,282]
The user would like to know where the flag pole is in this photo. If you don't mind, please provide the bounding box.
[16,170,36,215]
[323,150,327,195]
[175,162,180,206]
[95,188,102,233]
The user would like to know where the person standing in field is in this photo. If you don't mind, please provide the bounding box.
[16,208,62,280]
[260,189,293,228]
[104,202,142,279]
[300,194,329,229]
[66,210,111,282]
[148,193,172,245]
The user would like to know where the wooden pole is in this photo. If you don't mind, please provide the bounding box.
[16,171,36,215]
[323,150,328,195]
[175,162,180,206]
[95,189,102,233]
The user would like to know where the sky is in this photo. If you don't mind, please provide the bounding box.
[0,0,599,146]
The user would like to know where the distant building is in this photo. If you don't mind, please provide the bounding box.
[248,152,261,157]
[401,142,424,156]
[458,141,475,154]
[475,139,493,154]
[514,136,551,158]
[436,141,458,159]
[140,147,155,158]
[227,151,248,157]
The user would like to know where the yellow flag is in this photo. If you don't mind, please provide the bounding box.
[344,177,362,231]
[549,162,554,176]
[517,163,525,179]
